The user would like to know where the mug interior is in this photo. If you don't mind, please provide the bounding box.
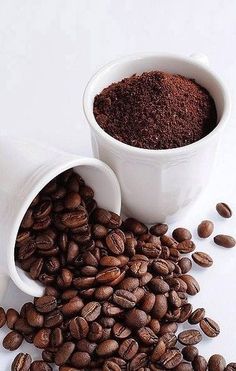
[84,54,230,153]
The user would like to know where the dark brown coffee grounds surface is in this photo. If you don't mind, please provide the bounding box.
[93,71,217,150]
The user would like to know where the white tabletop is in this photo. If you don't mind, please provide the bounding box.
[1,0,236,368]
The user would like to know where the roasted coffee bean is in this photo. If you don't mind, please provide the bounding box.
[180,275,200,295]
[151,339,166,361]
[64,191,81,209]
[152,259,170,275]
[140,292,155,313]
[129,260,148,277]
[172,228,192,242]
[61,209,87,229]
[96,339,119,357]
[149,278,170,294]
[35,296,57,313]
[140,243,162,258]
[14,318,33,335]
[3,331,23,350]
[55,342,75,366]
[11,352,32,371]
[81,301,101,321]
[152,295,168,320]
[71,351,91,368]
[137,327,158,345]
[0,307,6,328]
[73,276,95,288]
[208,354,226,371]
[159,322,178,335]
[106,231,125,255]
[77,339,97,354]
[182,345,199,362]
[96,267,121,283]
[33,328,51,349]
[214,234,236,248]
[30,258,44,279]
[192,252,213,268]
[88,321,103,342]
[57,268,73,288]
[216,202,232,218]
[160,332,177,348]
[200,317,220,337]
[113,322,131,339]
[45,309,63,328]
[30,361,52,371]
[50,327,63,347]
[178,258,192,274]
[6,308,19,329]
[192,355,207,371]
[124,218,148,235]
[69,316,89,339]
[61,297,84,316]
[103,302,124,317]
[94,286,114,301]
[178,330,202,345]
[118,338,139,360]
[225,363,236,371]
[125,308,148,329]
[188,308,205,325]
[113,290,137,308]
[160,349,183,369]
[177,240,195,254]
[129,353,148,370]
[150,223,168,236]
[197,220,214,238]
[26,306,44,328]
[100,256,121,267]
[168,290,182,308]
[103,360,122,371]
[93,208,111,225]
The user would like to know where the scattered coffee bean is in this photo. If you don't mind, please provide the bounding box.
[160,349,183,369]
[197,220,214,238]
[11,353,32,371]
[192,355,208,371]
[3,331,23,351]
[182,345,199,362]
[216,202,232,218]
[178,329,202,345]
[0,307,6,328]
[150,223,168,236]
[192,252,213,268]
[30,361,52,371]
[172,227,192,242]
[225,363,236,371]
[200,317,220,337]
[214,234,236,248]
[188,308,205,324]
[208,354,226,371]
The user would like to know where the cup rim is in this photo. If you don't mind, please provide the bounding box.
[8,156,121,297]
[83,52,231,156]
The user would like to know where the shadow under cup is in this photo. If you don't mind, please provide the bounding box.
[84,54,231,224]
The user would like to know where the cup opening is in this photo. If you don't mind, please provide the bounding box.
[9,158,121,297]
[84,53,230,156]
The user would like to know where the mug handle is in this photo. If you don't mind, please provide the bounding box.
[190,53,209,67]
[0,274,9,301]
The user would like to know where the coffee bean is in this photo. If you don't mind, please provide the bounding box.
[100,256,121,267]
[129,353,148,370]
[192,355,207,371]
[35,296,57,313]
[200,317,220,337]
[178,329,202,345]
[172,228,192,242]
[88,321,103,342]
[177,240,195,254]
[216,202,232,218]
[103,302,124,317]
[64,191,81,209]
[118,277,139,291]
[61,208,87,228]
[6,308,19,329]
[73,276,95,288]
[55,341,75,366]
[118,338,138,360]
[192,252,213,268]
[150,223,168,236]
[103,361,122,371]
[113,322,131,339]
[51,327,63,347]
[113,290,137,308]
[197,220,214,238]
[96,267,121,283]
[152,259,170,275]
[81,301,101,321]
[77,339,97,354]
[208,354,226,371]
[126,309,148,329]
[137,327,158,345]
[26,306,44,328]
[139,292,155,313]
[30,361,52,371]
[152,295,168,320]
[3,331,23,350]
[11,353,32,371]
[175,363,193,371]
[0,307,6,328]
[180,275,200,295]
[106,231,125,255]
[159,322,178,335]
[182,345,199,362]
[71,351,91,368]
[178,258,192,274]
[160,349,183,369]
[61,297,84,316]
[214,234,236,248]
[33,328,51,348]
[225,363,236,371]
[94,286,114,301]
[149,278,170,294]
[69,316,89,339]
[96,339,119,357]
[14,318,33,335]
[188,308,205,325]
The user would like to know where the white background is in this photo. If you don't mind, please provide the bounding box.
[1,0,236,368]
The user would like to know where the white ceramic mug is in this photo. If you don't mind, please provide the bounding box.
[83,53,231,224]
[0,137,121,299]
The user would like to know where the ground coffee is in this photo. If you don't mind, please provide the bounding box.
[93,71,217,150]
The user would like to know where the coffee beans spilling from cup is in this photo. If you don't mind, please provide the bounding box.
[0,169,235,370]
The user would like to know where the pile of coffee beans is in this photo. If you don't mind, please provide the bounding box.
[93,71,217,150]
[0,169,235,371]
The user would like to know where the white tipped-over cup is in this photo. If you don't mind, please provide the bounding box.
[0,137,121,300]
[83,53,231,224]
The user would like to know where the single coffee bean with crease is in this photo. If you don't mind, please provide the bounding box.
[30,361,52,371]
[0,307,6,328]
[200,317,220,337]
[11,353,32,371]
[192,252,213,268]
[192,355,208,371]
[216,202,232,218]
[182,345,199,362]
[178,329,202,345]
[214,234,236,248]
[208,354,226,371]
[172,228,192,242]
